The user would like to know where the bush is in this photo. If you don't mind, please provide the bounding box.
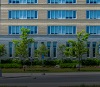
[33,59,42,65]
[81,58,100,66]
[44,60,56,66]
[62,59,73,63]
[60,63,77,68]
[1,59,12,64]
[0,63,22,68]
[12,58,21,64]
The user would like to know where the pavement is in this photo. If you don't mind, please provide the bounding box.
[2,72,100,78]
[1,72,100,87]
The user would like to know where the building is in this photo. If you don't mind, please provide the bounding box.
[0,0,100,59]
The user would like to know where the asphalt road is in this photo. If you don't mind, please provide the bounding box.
[0,73,100,87]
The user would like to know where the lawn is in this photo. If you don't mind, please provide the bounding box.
[1,66,100,73]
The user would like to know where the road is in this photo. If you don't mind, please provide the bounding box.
[0,72,100,87]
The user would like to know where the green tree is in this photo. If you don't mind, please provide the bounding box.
[35,43,48,59]
[0,44,6,77]
[64,31,90,71]
[35,43,48,75]
[0,44,6,58]
[58,44,66,61]
[13,28,34,65]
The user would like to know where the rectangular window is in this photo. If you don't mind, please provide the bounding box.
[34,42,38,57]
[48,0,76,4]
[48,26,76,35]
[9,10,38,19]
[47,42,51,57]
[9,0,38,4]
[86,10,100,19]
[86,0,100,4]
[92,42,96,57]
[53,42,57,57]
[9,42,13,57]
[8,26,38,35]
[87,42,90,57]
[28,43,32,57]
[86,26,100,35]
[48,10,76,19]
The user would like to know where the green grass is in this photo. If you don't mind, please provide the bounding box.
[1,65,100,73]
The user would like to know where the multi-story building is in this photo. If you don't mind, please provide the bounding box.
[0,0,100,59]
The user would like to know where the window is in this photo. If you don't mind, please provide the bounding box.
[34,42,38,57]
[48,0,76,4]
[9,10,38,19]
[48,10,76,19]
[86,26,100,34]
[92,42,96,57]
[47,42,51,57]
[48,26,76,34]
[86,10,100,19]
[53,42,57,57]
[28,43,32,57]
[86,0,100,4]
[9,0,37,4]
[9,42,13,57]
[87,42,90,57]
[8,26,38,35]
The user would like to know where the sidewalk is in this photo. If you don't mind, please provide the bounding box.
[2,72,100,78]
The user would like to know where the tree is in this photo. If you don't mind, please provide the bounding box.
[58,44,66,61]
[0,44,6,58]
[35,43,48,59]
[13,28,34,65]
[0,44,6,77]
[35,43,48,75]
[64,31,90,71]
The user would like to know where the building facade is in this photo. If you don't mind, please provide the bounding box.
[0,0,100,59]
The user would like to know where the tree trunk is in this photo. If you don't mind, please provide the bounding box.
[78,57,81,71]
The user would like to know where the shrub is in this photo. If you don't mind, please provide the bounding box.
[12,58,21,64]
[62,59,73,63]
[1,59,12,64]
[33,59,42,65]
[44,60,56,66]
[0,63,22,68]
[60,63,77,68]
[81,58,100,66]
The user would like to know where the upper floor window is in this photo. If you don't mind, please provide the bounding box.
[86,26,100,34]
[48,26,76,34]
[86,10,100,19]
[48,0,76,4]
[86,0,100,4]
[8,26,38,35]
[9,10,38,19]
[48,10,76,19]
[9,0,37,4]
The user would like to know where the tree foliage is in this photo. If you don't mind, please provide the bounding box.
[0,44,6,57]
[13,28,34,59]
[64,31,90,70]
[58,44,66,58]
[35,43,48,58]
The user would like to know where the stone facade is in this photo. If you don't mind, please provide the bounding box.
[0,0,100,59]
